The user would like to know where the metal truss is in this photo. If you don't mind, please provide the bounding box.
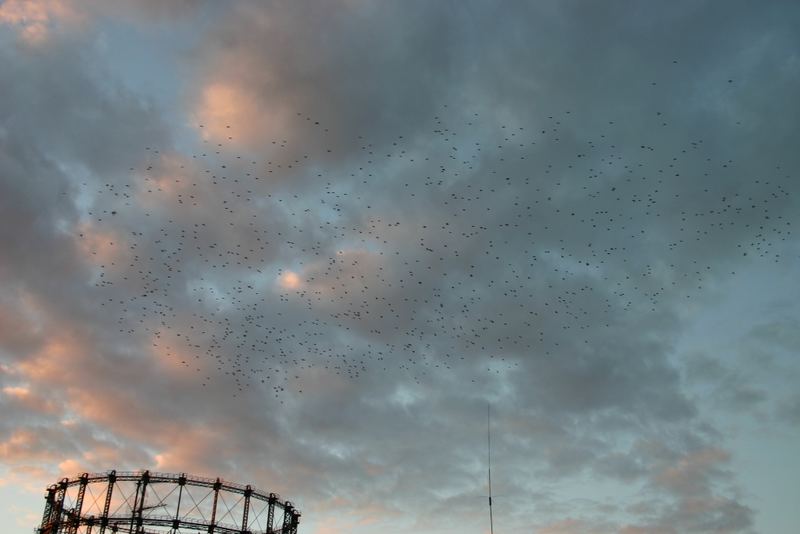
[37,470,300,534]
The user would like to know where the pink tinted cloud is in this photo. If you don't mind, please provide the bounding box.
[2,385,59,415]
[537,518,610,534]
[0,0,82,44]
[193,82,293,148]
[652,447,730,497]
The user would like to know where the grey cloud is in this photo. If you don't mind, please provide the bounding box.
[2,2,799,533]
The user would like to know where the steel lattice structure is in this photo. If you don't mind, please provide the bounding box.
[37,470,300,534]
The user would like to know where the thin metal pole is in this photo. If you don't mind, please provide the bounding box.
[488,404,494,534]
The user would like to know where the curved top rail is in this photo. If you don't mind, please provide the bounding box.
[52,470,286,504]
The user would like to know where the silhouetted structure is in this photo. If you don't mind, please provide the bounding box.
[37,470,300,534]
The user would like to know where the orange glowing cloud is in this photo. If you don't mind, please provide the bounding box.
[0,429,69,467]
[2,385,30,398]
[537,519,610,534]
[278,270,302,290]
[56,444,133,478]
[67,386,153,438]
[149,333,214,378]
[57,458,86,477]
[194,82,291,146]
[2,385,58,415]
[311,499,401,534]
[76,222,127,267]
[653,447,729,495]
[0,0,82,44]
[18,337,81,383]
[150,426,247,476]
[135,152,196,203]
[0,289,44,350]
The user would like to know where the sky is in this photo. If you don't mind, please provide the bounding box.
[1,1,799,533]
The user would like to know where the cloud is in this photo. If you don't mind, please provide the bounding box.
[538,518,613,534]
[1,2,799,534]
[0,0,82,44]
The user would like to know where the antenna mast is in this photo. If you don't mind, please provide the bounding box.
[488,404,494,534]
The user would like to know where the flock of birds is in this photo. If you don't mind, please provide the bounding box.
[78,103,794,399]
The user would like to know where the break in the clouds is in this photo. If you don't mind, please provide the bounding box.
[1,2,799,533]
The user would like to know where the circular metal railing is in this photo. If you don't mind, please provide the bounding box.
[37,470,300,534]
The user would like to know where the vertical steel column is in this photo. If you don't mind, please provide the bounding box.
[39,486,58,534]
[129,478,141,534]
[99,471,115,534]
[68,473,89,534]
[53,479,69,534]
[208,478,221,533]
[134,471,150,533]
[241,485,252,533]
[266,494,276,534]
[172,474,186,534]
[281,503,293,533]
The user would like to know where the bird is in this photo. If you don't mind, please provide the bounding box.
[79,87,793,401]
